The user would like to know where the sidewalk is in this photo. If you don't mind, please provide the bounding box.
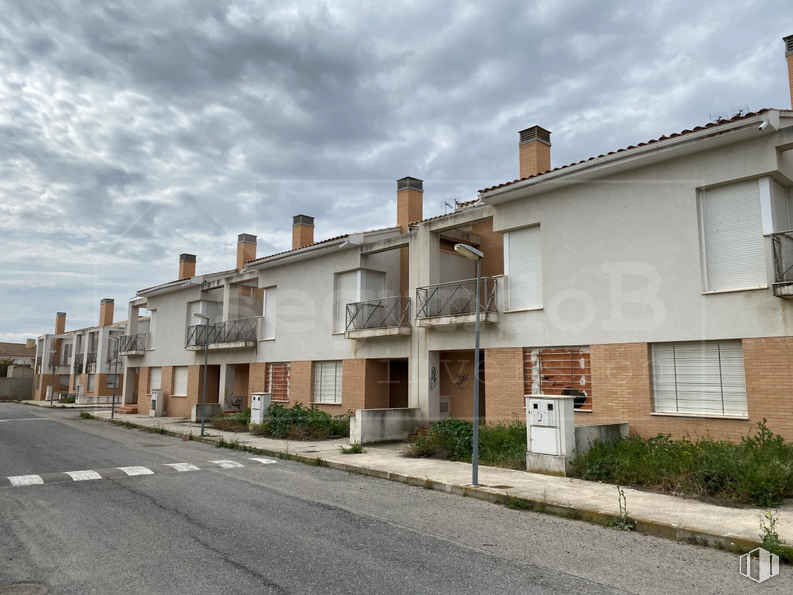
[22,399,113,409]
[91,410,793,550]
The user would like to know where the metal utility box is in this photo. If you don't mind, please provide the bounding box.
[250,393,272,425]
[149,388,164,417]
[525,395,575,476]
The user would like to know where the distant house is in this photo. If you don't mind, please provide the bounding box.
[0,340,36,369]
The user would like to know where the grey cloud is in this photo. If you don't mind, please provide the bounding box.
[0,0,792,341]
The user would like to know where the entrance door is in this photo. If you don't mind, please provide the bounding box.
[388,360,409,408]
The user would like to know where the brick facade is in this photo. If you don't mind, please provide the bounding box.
[484,347,524,421]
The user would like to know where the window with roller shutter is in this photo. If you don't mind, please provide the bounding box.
[651,341,747,417]
[266,362,291,402]
[173,366,188,396]
[313,361,342,404]
[699,180,767,292]
[505,225,542,310]
[523,347,592,410]
[149,367,162,392]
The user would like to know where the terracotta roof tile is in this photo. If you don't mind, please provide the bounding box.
[478,109,771,194]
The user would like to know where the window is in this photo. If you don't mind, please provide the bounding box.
[173,367,188,396]
[700,180,766,292]
[651,341,748,417]
[523,347,592,410]
[149,367,162,392]
[73,374,79,390]
[87,374,95,392]
[266,362,291,401]
[263,287,277,340]
[58,374,70,388]
[505,225,543,310]
[106,374,119,389]
[334,272,358,333]
[313,361,342,404]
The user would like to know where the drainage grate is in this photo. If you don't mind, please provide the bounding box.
[491,485,513,490]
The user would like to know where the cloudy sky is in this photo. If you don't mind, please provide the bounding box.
[1,0,791,342]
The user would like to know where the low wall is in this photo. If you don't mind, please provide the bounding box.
[574,423,629,455]
[350,408,423,444]
[76,395,119,406]
[191,403,223,422]
[0,377,33,401]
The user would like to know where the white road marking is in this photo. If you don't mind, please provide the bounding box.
[249,457,277,465]
[211,460,244,469]
[165,463,200,472]
[65,470,102,481]
[9,475,44,486]
[118,466,155,476]
[0,418,48,423]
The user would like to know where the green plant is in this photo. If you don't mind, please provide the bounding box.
[760,511,793,563]
[571,420,793,507]
[79,412,94,420]
[404,417,527,469]
[210,408,251,433]
[340,442,365,454]
[609,487,636,532]
[249,403,350,440]
[110,419,136,429]
[505,497,532,510]
[58,395,76,404]
[308,457,328,467]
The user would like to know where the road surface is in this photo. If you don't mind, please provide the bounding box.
[0,403,789,594]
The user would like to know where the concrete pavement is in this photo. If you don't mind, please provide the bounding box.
[80,407,793,551]
[3,402,793,594]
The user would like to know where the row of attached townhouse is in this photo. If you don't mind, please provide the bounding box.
[34,36,793,441]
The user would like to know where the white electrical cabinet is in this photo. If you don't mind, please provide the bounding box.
[150,388,164,417]
[250,393,272,425]
[525,395,575,476]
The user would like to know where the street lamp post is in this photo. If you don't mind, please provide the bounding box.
[48,348,57,407]
[454,243,484,487]
[108,336,119,419]
[193,312,210,437]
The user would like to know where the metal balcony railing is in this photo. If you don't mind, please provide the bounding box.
[416,277,498,319]
[87,352,97,365]
[772,231,793,284]
[59,355,71,366]
[36,356,42,367]
[119,332,148,353]
[186,317,258,347]
[346,296,411,331]
[106,348,119,363]
[74,353,84,366]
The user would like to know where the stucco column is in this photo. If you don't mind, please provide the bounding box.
[219,363,237,411]
[127,303,139,335]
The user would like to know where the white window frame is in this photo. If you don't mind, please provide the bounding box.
[106,374,119,389]
[698,180,767,294]
[173,366,188,397]
[149,367,162,393]
[312,361,342,404]
[504,224,543,311]
[651,341,748,418]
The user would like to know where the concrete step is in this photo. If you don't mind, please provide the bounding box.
[116,406,138,415]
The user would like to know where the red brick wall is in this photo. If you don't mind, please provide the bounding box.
[471,219,504,278]
[484,347,524,422]
[249,362,265,395]
[290,361,313,408]
[364,359,389,409]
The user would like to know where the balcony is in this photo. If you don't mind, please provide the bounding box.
[415,277,498,327]
[345,296,411,339]
[119,332,148,356]
[772,231,793,298]
[186,317,258,351]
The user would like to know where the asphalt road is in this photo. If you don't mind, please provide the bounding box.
[1,403,791,595]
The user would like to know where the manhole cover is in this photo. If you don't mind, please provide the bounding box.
[304,449,319,453]
[0,584,48,594]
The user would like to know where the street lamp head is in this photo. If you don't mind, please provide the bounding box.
[192,312,210,321]
[48,349,57,353]
[454,243,483,261]
[108,336,118,342]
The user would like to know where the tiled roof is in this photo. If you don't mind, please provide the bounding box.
[246,227,399,265]
[137,268,237,295]
[0,342,36,356]
[408,198,483,226]
[478,109,771,194]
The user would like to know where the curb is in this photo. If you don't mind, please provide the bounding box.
[87,414,762,557]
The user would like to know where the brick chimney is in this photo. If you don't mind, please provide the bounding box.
[396,177,423,232]
[26,338,35,349]
[99,299,115,327]
[179,253,196,279]
[785,35,793,109]
[55,312,66,335]
[237,233,257,271]
[292,215,314,250]
[519,126,551,179]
